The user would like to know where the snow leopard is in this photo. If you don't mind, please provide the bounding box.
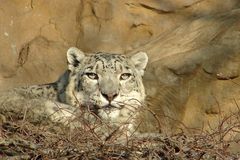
[0,47,148,138]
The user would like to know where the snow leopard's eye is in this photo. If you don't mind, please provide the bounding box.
[120,73,132,80]
[85,73,99,80]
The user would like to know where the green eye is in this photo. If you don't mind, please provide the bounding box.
[85,73,99,80]
[120,73,131,80]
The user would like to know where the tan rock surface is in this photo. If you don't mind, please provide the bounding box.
[0,0,80,89]
[0,0,240,133]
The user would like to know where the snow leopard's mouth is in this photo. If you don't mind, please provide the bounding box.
[103,104,120,109]
[87,104,118,113]
[97,104,124,115]
[99,104,124,111]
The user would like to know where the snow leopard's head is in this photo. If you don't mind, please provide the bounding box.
[65,47,148,120]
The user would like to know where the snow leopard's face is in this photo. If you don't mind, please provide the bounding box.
[66,47,148,120]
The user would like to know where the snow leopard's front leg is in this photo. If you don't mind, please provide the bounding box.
[0,88,77,126]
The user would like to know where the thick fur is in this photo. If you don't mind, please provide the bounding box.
[0,47,148,137]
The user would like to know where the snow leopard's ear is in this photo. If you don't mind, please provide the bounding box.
[67,47,85,71]
[130,51,148,76]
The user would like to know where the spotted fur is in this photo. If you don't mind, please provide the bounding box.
[14,47,148,134]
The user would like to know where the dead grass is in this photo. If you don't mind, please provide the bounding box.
[0,104,240,160]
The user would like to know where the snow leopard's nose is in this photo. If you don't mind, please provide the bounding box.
[101,92,118,102]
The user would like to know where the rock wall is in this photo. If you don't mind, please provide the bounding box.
[1,0,240,133]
